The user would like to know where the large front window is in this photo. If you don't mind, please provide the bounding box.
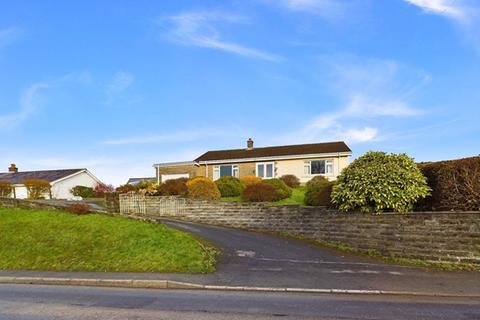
[256,162,274,179]
[213,165,239,180]
[304,160,333,175]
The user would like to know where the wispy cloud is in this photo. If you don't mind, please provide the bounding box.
[292,56,428,144]
[403,0,480,51]
[272,0,350,19]
[102,127,244,145]
[0,26,22,51]
[105,71,135,104]
[158,11,282,62]
[0,72,92,130]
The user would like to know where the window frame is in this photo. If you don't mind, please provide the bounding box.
[213,164,239,180]
[304,159,334,176]
[256,162,275,179]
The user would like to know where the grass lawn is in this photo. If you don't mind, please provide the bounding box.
[220,187,306,205]
[0,208,217,273]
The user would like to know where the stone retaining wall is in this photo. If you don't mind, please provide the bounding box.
[0,197,65,211]
[114,194,480,265]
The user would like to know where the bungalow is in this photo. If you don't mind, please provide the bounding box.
[154,139,352,184]
[0,164,102,199]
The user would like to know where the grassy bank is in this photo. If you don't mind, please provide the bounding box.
[0,208,217,273]
[220,187,306,205]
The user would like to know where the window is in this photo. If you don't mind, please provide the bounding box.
[304,160,333,175]
[213,165,239,180]
[256,162,274,179]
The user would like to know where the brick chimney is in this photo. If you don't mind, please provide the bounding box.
[247,138,254,150]
[8,164,18,173]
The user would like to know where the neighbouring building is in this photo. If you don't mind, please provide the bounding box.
[126,177,156,185]
[0,164,102,199]
[153,139,352,184]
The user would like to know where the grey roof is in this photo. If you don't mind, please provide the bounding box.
[195,141,352,162]
[127,177,156,185]
[0,168,85,185]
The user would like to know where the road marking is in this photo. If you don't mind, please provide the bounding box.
[251,257,410,269]
[329,270,403,275]
[249,267,283,272]
[236,250,256,257]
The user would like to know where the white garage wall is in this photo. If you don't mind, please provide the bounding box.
[13,186,28,199]
[51,172,99,199]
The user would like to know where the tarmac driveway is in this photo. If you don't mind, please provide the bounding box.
[161,219,480,296]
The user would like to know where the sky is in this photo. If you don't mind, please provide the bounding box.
[1,0,479,186]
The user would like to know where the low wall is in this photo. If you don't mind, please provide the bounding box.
[0,197,65,211]
[115,194,480,265]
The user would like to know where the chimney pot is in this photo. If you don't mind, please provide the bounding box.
[247,138,254,150]
[8,164,18,173]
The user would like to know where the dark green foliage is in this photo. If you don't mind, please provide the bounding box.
[306,175,328,187]
[263,178,292,200]
[71,185,95,198]
[331,151,430,213]
[241,182,278,202]
[279,174,300,188]
[215,176,244,197]
[160,178,188,196]
[304,178,334,207]
[417,156,480,211]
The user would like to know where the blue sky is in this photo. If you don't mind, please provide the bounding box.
[1,0,479,185]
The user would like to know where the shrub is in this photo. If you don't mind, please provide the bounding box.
[186,177,221,200]
[160,178,188,196]
[23,179,51,200]
[331,151,430,213]
[240,175,261,186]
[215,176,244,197]
[306,175,328,187]
[0,180,13,197]
[263,178,292,200]
[115,184,136,194]
[417,156,480,211]
[135,179,155,190]
[304,179,334,207]
[242,182,278,202]
[94,183,114,198]
[71,185,95,198]
[279,174,300,188]
[66,203,91,215]
[139,183,162,196]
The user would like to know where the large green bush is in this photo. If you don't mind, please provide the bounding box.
[304,177,334,207]
[331,151,430,213]
[263,178,292,200]
[71,185,95,198]
[417,156,480,211]
[215,176,244,197]
[279,174,300,188]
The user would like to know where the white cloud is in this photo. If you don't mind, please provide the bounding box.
[292,56,428,144]
[403,0,465,20]
[275,0,348,18]
[159,11,282,62]
[403,0,480,51]
[105,71,134,104]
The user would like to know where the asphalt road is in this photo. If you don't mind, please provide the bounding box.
[0,284,479,320]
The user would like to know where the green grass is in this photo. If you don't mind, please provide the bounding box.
[0,208,217,273]
[220,187,306,205]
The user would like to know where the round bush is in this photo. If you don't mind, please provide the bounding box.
[331,151,430,213]
[240,175,261,186]
[263,178,292,200]
[160,178,188,196]
[115,184,136,194]
[306,175,328,187]
[242,182,278,202]
[186,177,221,200]
[215,176,244,197]
[304,179,334,207]
[279,174,300,188]
[71,185,95,198]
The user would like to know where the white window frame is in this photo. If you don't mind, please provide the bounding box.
[304,159,334,176]
[256,162,275,179]
[213,164,239,180]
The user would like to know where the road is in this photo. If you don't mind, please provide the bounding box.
[0,284,479,320]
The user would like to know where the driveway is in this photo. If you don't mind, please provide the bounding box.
[1,219,479,296]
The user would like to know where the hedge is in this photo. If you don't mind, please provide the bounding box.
[417,156,480,211]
